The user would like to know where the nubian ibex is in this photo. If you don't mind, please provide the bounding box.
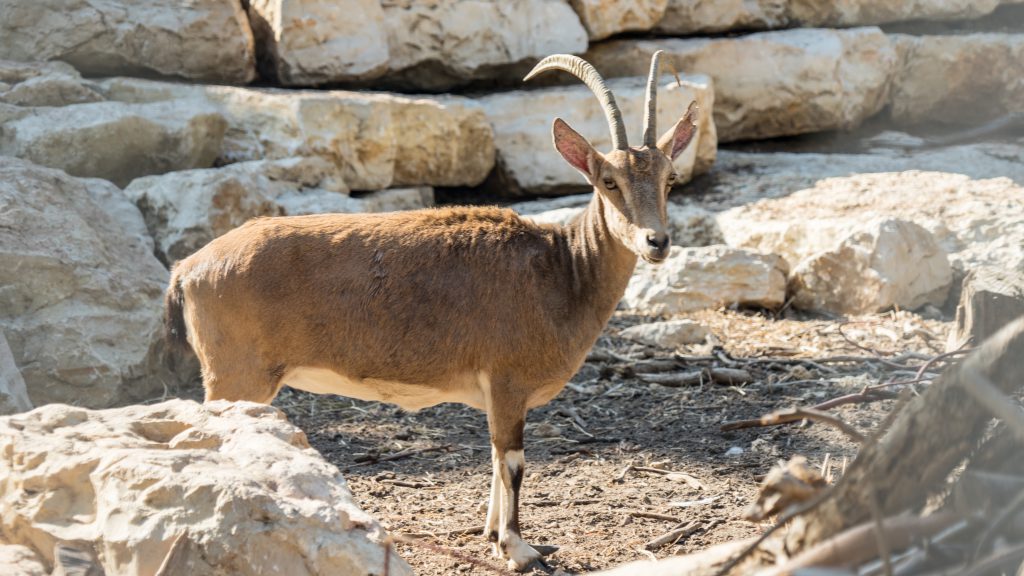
[165,51,697,571]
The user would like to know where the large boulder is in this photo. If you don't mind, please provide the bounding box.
[97,77,495,190]
[125,158,434,265]
[0,60,103,107]
[0,0,256,83]
[381,0,588,91]
[623,246,788,314]
[0,332,32,416]
[585,27,896,142]
[0,545,45,576]
[699,144,1024,211]
[789,219,953,315]
[654,0,787,34]
[787,0,1002,27]
[477,75,716,195]
[0,158,178,408]
[653,0,1010,34]
[0,399,411,575]
[890,33,1024,125]
[245,0,389,86]
[716,170,1024,276]
[569,0,669,41]
[0,99,227,187]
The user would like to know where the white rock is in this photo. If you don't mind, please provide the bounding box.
[703,146,1024,212]
[585,27,896,142]
[0,545,45,576]
[0,60,103,107]
[0,0,256,83]
[569,0,669,41]
[0,332,32,416]
[655,0,1008,34]
[623,246,788,314]
[0,99,227,187]
[381,0,588,90]
[787,0,1002,26]
[789,219,953,315]
[0,399,411,576]
[619,320,709,348]
[478,75,716,194]
[890,33,1024,125]
[246,0,389,85]
[655,0,787,34]
[125,158,435,264]
[716,169,1024,276]
[97,77,495,190]
[0,158,178,408]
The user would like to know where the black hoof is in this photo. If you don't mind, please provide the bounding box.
[532,544,559,558]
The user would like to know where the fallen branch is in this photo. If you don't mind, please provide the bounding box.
[640,368,752,388]
[756,512,959,576]
[794,317,1024,548]
[720,407,864,442]
[645,520,700,551]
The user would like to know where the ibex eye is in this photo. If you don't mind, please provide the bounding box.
[603,179,617,190]
[667,173,678,183]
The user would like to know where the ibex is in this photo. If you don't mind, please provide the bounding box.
[165,52,696,572]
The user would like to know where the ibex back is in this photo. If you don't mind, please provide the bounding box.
[165,52,697,572]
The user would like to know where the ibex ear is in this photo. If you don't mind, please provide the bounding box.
[553,118,600,181]
[657,101,698,161]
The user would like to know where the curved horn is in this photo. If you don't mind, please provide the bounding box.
[642,50,663,148]
[524,54,628,150]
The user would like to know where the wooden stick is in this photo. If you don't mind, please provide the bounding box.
[720,407,864,442]
[645,520,700,551]
[627,510,682,522]
[757,512,959,576]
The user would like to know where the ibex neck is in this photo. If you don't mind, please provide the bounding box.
[563,193,638,329]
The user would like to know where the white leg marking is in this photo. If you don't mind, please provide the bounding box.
[485,446,502,555]
[499,449,538,571]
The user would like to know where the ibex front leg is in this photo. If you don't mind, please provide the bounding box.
[484,379,548,572]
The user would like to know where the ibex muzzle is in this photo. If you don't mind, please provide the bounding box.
[165,52,697,572]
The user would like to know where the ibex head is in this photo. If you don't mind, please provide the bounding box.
[525,52,698,264]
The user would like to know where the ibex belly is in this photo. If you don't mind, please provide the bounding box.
[282,367,487,412]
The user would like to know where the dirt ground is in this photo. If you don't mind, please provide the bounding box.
[276,307,953,575]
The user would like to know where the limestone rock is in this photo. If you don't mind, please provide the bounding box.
[0,332,32,416]
[655,0,787,34]
[0,157,178,408]
[890,34,1024,125]
[478,75,716,195]
[125,158,435,264]
[716,170,1024,276]
[0,545,46,576]
[585,27,896,142]
[97,77,495,190]
[787,0,1001,27]
[570,0,669,41]
[0,99,227,187]
[619,320,709,348]
[515,195,724,247]
[0,60,103,107]
[0,399,411,576]
[381,0,588,91]
[246,0,389,85]
[654,0,1008,35]
[789,219,953,315]
[623,246,788,314]
[0,0,255,83]
[701,146,1024,212]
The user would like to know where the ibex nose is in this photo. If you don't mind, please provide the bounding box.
[646,231,669,251]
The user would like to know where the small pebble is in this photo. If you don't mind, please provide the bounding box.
[725,446,744,457]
